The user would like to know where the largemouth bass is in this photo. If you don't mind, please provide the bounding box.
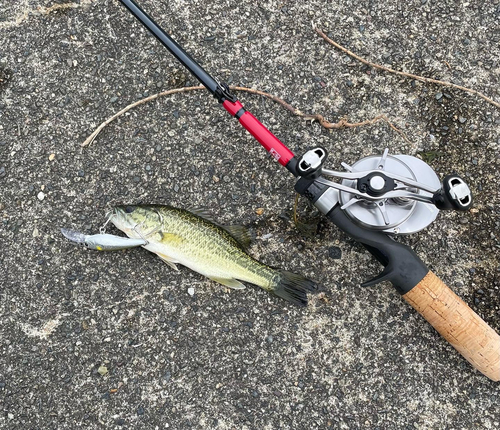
[111,205,318,306]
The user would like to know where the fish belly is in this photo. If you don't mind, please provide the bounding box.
[145,241,271,288]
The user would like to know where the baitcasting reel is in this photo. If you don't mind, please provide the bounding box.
[295,147,472,235]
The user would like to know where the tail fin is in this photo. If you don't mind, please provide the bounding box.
[272,270,319,307]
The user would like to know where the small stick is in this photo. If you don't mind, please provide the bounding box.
[293,193,300,225]
[315,27,500,110]
[39,3,82,14]
[83,86,409,147]
[82,86,204,147]
[230,86,408,142]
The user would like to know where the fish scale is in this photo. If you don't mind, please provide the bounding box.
[151,206,275,288]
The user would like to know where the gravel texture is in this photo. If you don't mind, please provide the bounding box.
[1,0,499,429]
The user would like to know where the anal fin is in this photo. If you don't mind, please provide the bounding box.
[209,276,246,290]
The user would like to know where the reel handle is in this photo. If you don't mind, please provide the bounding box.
[432,174,473,211]
[403,271,500,381]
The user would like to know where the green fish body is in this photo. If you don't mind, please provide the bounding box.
[111,205,317,306]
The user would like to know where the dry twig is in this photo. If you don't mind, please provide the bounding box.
[83,85,409,147]
[230,86,409,142]
[39,3,83,14]
[315,27,500,110]
[1,0,94,30]
[293,193,300,225]
[82,86,204,147]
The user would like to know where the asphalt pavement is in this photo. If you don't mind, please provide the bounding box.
[1,0,499,428]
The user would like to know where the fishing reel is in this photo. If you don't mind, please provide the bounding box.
[295,147,472,235]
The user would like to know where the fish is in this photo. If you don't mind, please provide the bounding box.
[61,228,147,251]
[110,205,318,306]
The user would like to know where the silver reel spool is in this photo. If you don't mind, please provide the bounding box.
[297,147,472,236]
[338,150,440,234]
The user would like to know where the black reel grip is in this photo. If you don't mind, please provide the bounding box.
[432,174,472,211]
[326,205,429,294]
[326,205,500,381]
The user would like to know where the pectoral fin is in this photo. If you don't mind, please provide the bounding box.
[157,253,179,271]
[209,276,246,290]
[160,233,184,245]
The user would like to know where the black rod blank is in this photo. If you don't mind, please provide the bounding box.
[118,0,219,94]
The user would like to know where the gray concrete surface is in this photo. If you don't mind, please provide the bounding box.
[1,0,499,428]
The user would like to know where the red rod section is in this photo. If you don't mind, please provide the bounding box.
[223,100,295,166]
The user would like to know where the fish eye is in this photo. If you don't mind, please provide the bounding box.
[125,206,135,213]
[84,242,89,248]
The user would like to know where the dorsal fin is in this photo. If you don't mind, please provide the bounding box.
[187,206,254,249]
[187,206,219,225]
[222,225,255,249]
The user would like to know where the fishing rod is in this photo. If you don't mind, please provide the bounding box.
[117,0,499,381]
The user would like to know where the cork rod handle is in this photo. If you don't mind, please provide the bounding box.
[403,271,500,381]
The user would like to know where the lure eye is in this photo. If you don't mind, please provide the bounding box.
[125,206,135,213]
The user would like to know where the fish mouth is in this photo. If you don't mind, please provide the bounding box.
[109,206,128,228]
[110,206,140,236]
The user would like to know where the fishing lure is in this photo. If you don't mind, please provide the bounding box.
[61,228,147,251]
